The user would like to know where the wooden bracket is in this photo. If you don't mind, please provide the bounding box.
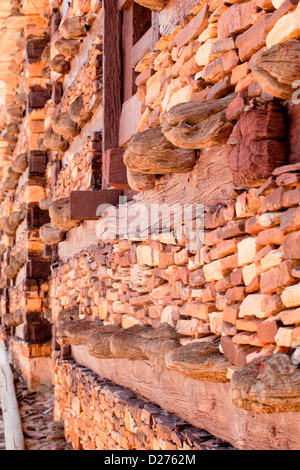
[70,190,123,220]
[26,260,51,279]
[102,148,130,190]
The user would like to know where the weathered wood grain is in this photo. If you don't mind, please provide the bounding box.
[250,40,300,100]
[162,95,235,149]
[123,127,196,174]
[231,354,300,414]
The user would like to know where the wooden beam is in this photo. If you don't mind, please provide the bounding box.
[102,148,130,190]
[103,0,122,152]
[70,190,123,220]
[122,6,134,103]
[119,95,143,147]
[72,344,300,450]
[26,260,51,279]
[131,27,153,68]
[0,343,24,451]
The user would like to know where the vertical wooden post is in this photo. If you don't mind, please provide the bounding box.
[102,0,122,153]
[0,343,24,450]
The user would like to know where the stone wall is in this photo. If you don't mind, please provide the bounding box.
[0,0,300,449]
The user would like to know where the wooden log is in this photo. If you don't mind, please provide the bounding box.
[3,310,23,328]
[7,167,21,181]
[60,16,89,40]
[56,320,104,346]
[0,343,24,450]
[41,67,51,79]
[11,153,28,174]
[110,325,151,360]
[68,94,92,127]
[1,178,18,192]
[54,38,80,57]
[161,95,235,149]
[39,198,53,211]
[44,126,69,152]
[139,323,182,367]
[231,353,300,414]
[49,54,70,75]
[39,223,65,245]
[123,127,196,174]
[126,168,156,191]
[49,197,79,231]
[2,133,18,144]
[165,340,230,383]
[5,258,23,279]
[69,190,123,220]
[250,40,300,100]
[87,325,120,358]
[41,45,51,64]
[53,112,79,138]
[6,123,19,135]
[134,0,169,11]
[57,306,80,324]
[4,210,26,235]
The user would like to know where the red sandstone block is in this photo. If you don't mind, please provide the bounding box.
[230,267,244,286]
[236,0,299,61]
[257,316,280,343]
[231,63,250,86]
[226,92,247,121]
[220,335,257,366]
[205,204,235,230]
[223,304,240,324]
[226,286,246,302]
[174,249,190,265]
[202,50,239,84]
[280,206,300,233]
[188,268,206,287]
[282,231,300,259]
[216,220,246,240]
[256,227,285,246]
[206,75,235,100]
[159,251,175,267]
[201,285,217,303]
[260,187,288,213]
[174,3,210,49]
[218,0,258,39]
[215,276,233,293]
[260,260,297,294]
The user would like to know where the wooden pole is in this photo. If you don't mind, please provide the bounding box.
[0,342,24,450]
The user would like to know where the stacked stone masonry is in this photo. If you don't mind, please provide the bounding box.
[0,0,300,451]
